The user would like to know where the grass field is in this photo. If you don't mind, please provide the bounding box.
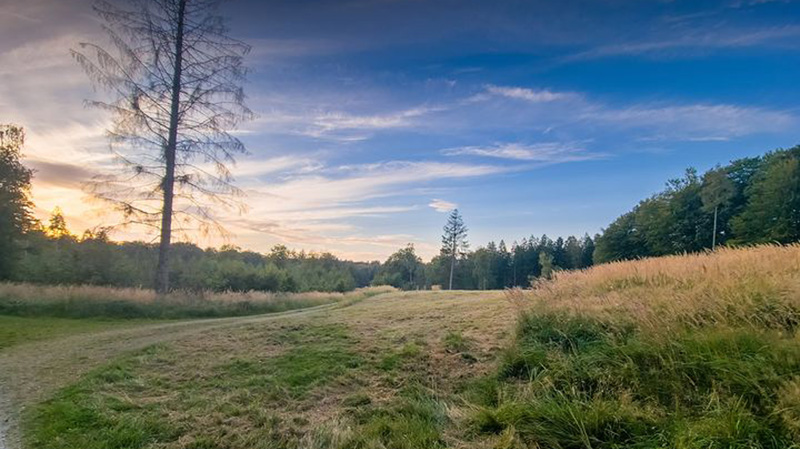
[2,245,800,448]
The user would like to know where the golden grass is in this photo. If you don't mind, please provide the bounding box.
[0,283,394,304]
[0,283,396,319]
[518,244,800,333]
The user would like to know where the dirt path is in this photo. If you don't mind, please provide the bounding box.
[0,302,342,449]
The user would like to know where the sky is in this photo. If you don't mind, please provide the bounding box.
[1,0,799,261]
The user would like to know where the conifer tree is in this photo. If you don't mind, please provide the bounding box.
[441,209,468,290]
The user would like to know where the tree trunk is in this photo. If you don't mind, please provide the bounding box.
[155,0,187,295]
[448,241,455,290]
[712,205,718,251]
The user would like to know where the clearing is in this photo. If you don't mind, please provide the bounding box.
[0,290,514,449]
[3,245,800,448]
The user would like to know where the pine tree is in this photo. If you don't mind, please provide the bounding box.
[441,209,468,290]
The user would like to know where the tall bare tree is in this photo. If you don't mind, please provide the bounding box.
[73,0,252,293]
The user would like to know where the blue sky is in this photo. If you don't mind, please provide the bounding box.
[1,0,799,260]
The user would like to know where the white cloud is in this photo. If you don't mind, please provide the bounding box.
[443,142,603,163]
[429,199,457,213]
[302,105,448,140]
[483,85,573,103]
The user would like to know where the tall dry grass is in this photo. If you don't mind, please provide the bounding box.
[0,283,396,319]
[519,244,800,333]
[471,245,800,447]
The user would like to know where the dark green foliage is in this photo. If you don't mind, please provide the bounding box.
[0,125,35,279]
[373,244,426,290]
[469,312,800,448]
[733,147,800,244]
[11,230,375,293]
[414,234,595,290]
[595,146,800,262]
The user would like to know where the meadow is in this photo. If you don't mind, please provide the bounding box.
[2,245,799,448]
[0,283,394,320]
[471,244,800,448]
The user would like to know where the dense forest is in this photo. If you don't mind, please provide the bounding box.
[594,145,800,263]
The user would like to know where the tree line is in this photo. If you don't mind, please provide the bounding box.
[4,211,377,293]
[373,209,596,290]
[594,145,800,263]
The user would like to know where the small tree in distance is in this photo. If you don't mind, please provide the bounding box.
[373,244,424,290]
[441,209,469,290]
[73,0,252,293]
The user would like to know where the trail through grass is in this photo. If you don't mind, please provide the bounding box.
[0,316,151,351]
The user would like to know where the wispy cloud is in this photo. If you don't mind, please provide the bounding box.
[304,105,448,139]
[443,142,603,163]
[244,104,449,142]
[582,103,795,138]
[255,160,509,208]
[467,85,575,104]
[231,155,323,178]
[205,159,509,257]
[561,25,800,62]
[485,85,573,102]
[429,199,457,212]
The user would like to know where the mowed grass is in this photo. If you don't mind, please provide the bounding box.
[0,284,394,319]
[0,315,147,350]
[466,244,800,448]
[19,290,511,449]
[23,321,449,449]
[25,324,362,449]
